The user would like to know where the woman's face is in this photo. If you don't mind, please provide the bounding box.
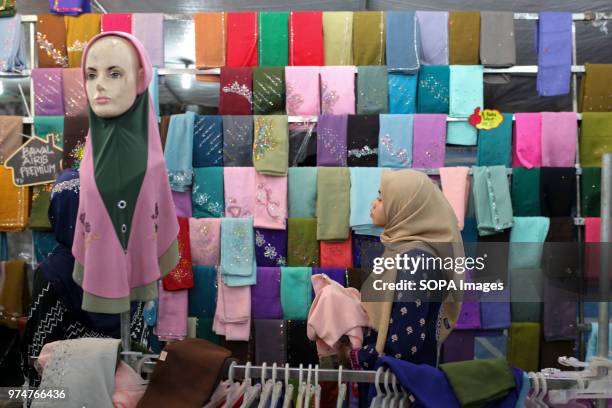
[84,36,141,118]
[370,190,387,226]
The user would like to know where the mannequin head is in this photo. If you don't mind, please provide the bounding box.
[84,35,144,118]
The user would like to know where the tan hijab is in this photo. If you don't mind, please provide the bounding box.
[361,169,464,354]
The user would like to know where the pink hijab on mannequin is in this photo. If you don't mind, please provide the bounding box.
[72,31,179,307]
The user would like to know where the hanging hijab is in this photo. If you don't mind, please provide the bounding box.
[73,32,179,310]
[361,169,464,353]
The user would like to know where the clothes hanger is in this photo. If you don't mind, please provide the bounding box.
[535,372,549,408]
[303,364,314,408]
[296,364,306,408]
[270,363,284,408]
[258,363,274,408]
[313,364,322,408]
[282,364,294,408]
[336,366,347,408]
[381,370,393,408]
[369,367,385,408]
[389,373,401,408]
[240,362,262,408]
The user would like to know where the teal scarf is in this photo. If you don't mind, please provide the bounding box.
[472,166,514,236]
[288,167,317,218]
[192,167,224,218]
[280,266,312,320]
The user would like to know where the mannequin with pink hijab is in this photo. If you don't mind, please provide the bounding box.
[72,32,179,314]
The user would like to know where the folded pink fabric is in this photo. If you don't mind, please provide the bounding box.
[439,166,470,231]
[154,282,188,341]
[101,13,132,33]
[541,112,577,167]
[307,274,368,357]
[412,114,447,168]
[189,218,221,266]
[213,271,251,341]
[320,66,356,115]
[513,113,542,169]
[254,172,287,230]
[62,68,88,117]
[285,66,321,115]
[112,362,146,408]
[224,167,255,218]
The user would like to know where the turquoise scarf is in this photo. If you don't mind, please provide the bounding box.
[288,167,317,218]
[280,266,312,320]
[220,217,256,286]
[192,167,224,218]
[472,166,514,236]
[476,113,513,166]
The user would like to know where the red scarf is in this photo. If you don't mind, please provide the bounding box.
[226,12,258,67]
[320,235,353,268]
[219,67,253,115]
[163,217,194,291]
[289,11,324,66]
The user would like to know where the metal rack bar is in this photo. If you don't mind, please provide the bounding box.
[227,364,588,390]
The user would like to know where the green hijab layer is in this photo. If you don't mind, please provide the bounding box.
[89,90,148,250]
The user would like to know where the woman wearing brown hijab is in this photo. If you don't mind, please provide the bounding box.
[343,169,464,368]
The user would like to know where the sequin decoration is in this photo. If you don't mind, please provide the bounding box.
[192,183,224,217]
[319,126,346,166]
[167,171,192,191]
[67,39,88,53]
[222,81,253,104]
[255,230,287,266]
[68,140,85,170]
[255,183,282,220]
[253,73,283,113]
[348,145,378,158]
[50,177,79,199]
[320,80,339,114]
[380,134,408,165]
[225,197,251,218]
[36,32,68,67]
[285,83,304,114]
[253,116,278,161]
[418,74,449,105]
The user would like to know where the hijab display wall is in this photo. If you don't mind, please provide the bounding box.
[1,7,611,374]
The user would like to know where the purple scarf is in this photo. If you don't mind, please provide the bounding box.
[251,267,283,319]
[32,68,65,115]
[49,0,91,16]
[536,12,572,96]
[412,114,446,168]
[317,115,348,166]
[254,228,288,267]
[311,267,346,298]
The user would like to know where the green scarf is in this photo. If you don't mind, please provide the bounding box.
[90,91,148,250]
[352,12,385,65]
[34,116,64,148]
[316,167,350,240]
[258,12,289,66]
[511,167,541,216]
[287,218,319,267]
[581,167,601,217]
[323,12,353,65]
[476,113,513,166]
[357,66,389,114]
[580,112,612,167]
[253,67,285,115]
[253,115,289,176]
[29,186,53,231]
[280,266,313,320]
[440,358,516,408]
[507,322,541,372]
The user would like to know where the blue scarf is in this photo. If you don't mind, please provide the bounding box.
[0,15,26,72]
[349,168,385,236]
[388,74,418,114]
[220,217,256,286]
[193,115,223,167]
[164,111,195,192]
[378,114,413,168]
[385,11,420,74]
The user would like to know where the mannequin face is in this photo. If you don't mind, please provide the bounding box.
[84,36,143,118]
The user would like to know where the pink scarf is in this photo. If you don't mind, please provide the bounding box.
[132,14,164,67]
[189,218,221,266]
[584,217,601,280]
[154,282,188,341]
[73,32,179,300]
[254,172,287,230]
[223,167,255,218]
[285,66,321,116]
[307,274,368,357]
[112,362,146,408]
[62,68,87,117]
[439,166,470,230]
[541,112,577,167]
[101,14,132,33]
[213,270,251,341]
[513,113,542,168]
[320,66,356,115]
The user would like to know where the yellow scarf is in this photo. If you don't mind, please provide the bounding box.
[0,167,30,232]
[65,13,101,68]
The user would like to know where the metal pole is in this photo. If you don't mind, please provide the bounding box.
[120,311,131,363]
[596,153,612,408]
